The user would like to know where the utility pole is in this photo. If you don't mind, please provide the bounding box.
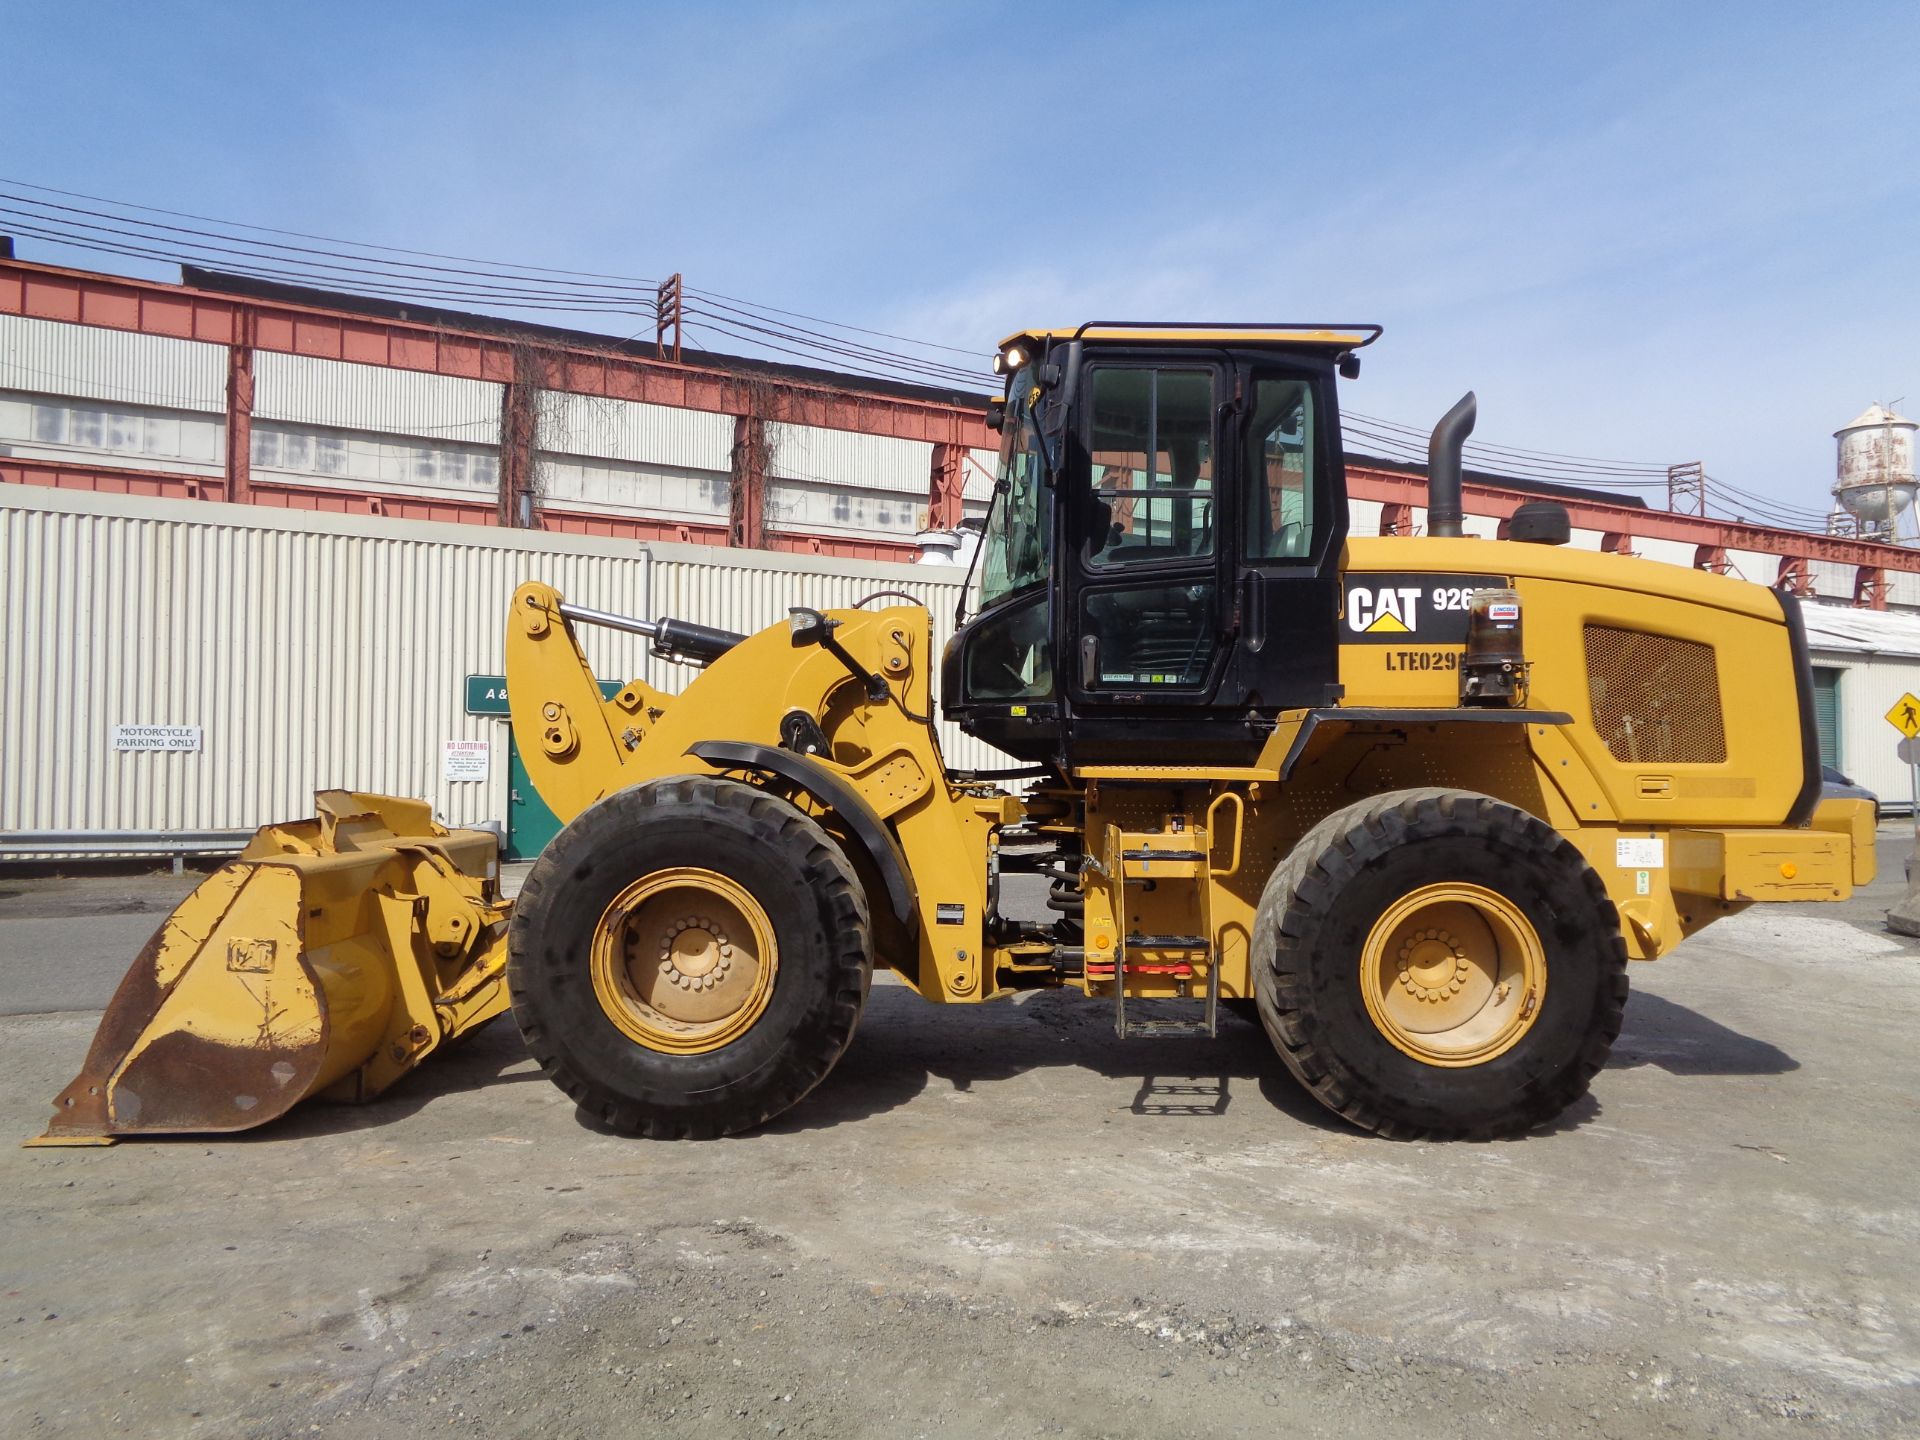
[1667,461,1705,516]
[655,274,684,363]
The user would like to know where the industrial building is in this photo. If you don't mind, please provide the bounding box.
[6,252,1920,858]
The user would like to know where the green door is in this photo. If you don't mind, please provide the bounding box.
[1811,666,1841,770]
[505,732,565,861]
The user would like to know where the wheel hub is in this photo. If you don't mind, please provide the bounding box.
[1360,884,1546,1067]
[589,869,778,1055]
[1396,929,1470,1001]
[653,917,735,991]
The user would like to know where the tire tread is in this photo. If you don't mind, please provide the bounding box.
[507,775,872,1138]
[1252,787,1628,1140]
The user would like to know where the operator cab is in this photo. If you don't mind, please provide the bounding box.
[942,322,1380,767]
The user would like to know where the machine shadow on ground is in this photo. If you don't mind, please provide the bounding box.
[198,1017,547,1146]
[176,970,1787,1148]
[1609,989,1798,1076]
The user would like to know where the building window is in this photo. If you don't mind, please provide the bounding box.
[70,406,105,448]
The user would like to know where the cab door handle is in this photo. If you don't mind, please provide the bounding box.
[1080,634,1100,689]
[1242,575,1266,653]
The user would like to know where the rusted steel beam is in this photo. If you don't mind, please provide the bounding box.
[224,315,254,505]
[1377,501,1413,536]
[1347,464,1920,573]
[498,346,544,529]
[1,459,225,501]
[929,442,967,530]
[1695,544,1734,576]
[767,532,920,563]
[729,413,768,550]
[0,257,997,450]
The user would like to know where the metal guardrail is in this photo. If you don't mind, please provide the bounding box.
[0,820,508,868]
[0,829,254,869]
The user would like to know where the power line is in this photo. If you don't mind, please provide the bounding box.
[1341,423,1673,490]
[0,199,660,309]
[1345,409,1672,477]
[682,302,988,388]
[0,178,1836,525]
[0,175,668,286]
[0,179,991,384]
[0,216,660,319]
[681,282,988,360]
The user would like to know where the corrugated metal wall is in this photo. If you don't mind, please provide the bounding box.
[964,445,998,502]
[1,488,1006,849]
[769,423,930,494]
[254,352,503,444]
[1,487,649,839]
[541,390,733,471]
[0,312,227,412]
[1809,647,1920,810]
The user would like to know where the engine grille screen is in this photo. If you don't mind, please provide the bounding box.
[1584,626,1728,764]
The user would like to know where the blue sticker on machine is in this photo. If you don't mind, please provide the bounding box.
[1341,573,1505,644]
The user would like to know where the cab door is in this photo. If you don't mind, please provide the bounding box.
[1062,361,1233,744]
[1060,355,1345,765]
[1215,363,1346,713]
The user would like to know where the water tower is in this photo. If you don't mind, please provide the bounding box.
[1832,403,1918,541]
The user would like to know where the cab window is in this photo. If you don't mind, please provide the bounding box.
[1087,368,1214,567]
[1245,377,1315,560]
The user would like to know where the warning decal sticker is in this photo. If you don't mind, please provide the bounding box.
[1340,573,1505,645]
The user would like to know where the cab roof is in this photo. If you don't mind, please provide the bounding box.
[998,322,1383,351]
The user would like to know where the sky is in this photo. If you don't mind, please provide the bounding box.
[3,1,1916,521]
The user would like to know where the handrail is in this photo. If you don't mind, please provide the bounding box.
[1205,792,1245,879]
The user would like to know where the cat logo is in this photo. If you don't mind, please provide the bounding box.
[1341,573,1505,645]
[1348,585,1422,634]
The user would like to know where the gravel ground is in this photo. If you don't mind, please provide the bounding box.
[1,833,1917,1438]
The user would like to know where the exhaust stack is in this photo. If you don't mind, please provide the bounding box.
[1426,392,1476,538]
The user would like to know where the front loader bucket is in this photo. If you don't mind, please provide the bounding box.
[29,792,511,1145]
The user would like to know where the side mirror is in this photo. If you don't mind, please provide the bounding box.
[1338,352,1361,380]
[789,607,830,646]
[984,397,1006,432]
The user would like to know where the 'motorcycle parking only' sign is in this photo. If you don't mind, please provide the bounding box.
[112,724,203,753]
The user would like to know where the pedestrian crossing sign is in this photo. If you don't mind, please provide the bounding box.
[1885,693,1920,739]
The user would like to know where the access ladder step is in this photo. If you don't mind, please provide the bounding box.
[1126,934,1211,951]
[1120,1018,1216,1039]
[1084,961,1194,978]
[1117,832,1211,879]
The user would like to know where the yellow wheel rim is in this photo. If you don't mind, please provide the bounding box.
[589,867,778,1055]
[1359,883,1545,1067]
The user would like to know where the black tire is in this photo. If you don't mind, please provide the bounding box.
[1252,787,1628,1139]
[508,775,872,1138]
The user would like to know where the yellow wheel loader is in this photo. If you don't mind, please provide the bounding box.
[31,322,1875,1147]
